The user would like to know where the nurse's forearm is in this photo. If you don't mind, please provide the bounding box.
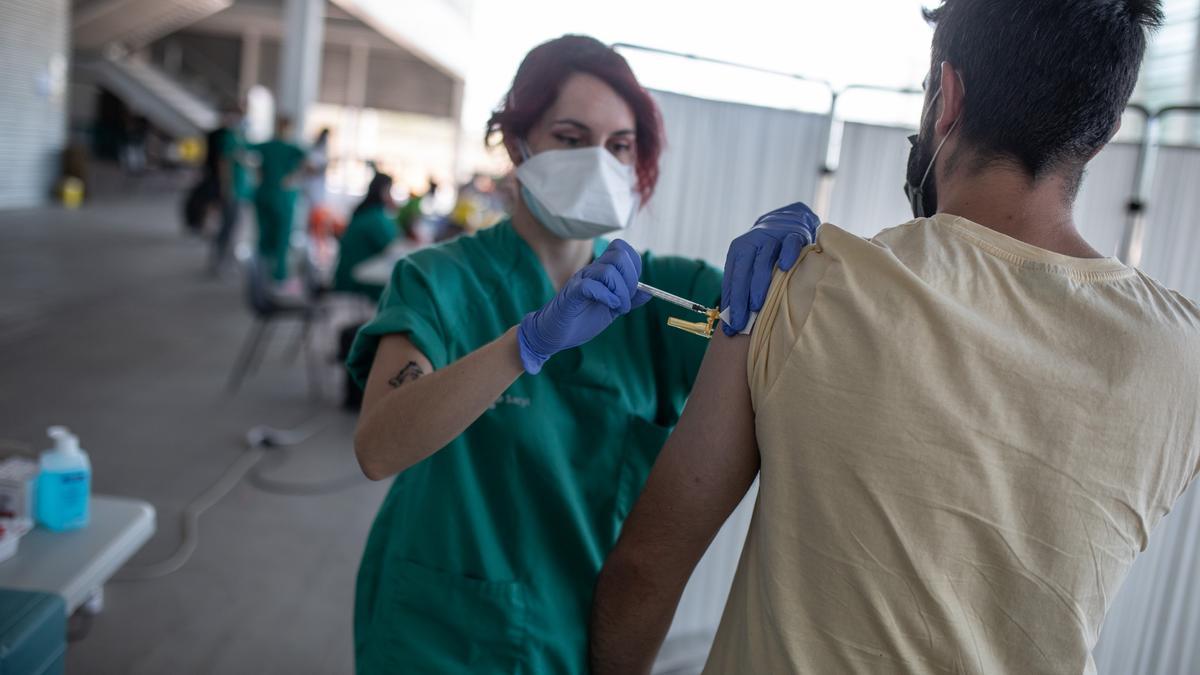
[354,328,524,480]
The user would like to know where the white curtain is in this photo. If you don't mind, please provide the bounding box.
[1091,143,1200,675]
[825,122,914,236]
[629,90,829,266]
[643,89,1200,674]
[1075,143,1140,258]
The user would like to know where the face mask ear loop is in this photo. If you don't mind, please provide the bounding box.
[918,73,966,193]
[517,139,532,162]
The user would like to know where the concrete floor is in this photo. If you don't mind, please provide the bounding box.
[0,189,389,674]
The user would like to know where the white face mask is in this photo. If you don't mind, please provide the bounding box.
[515,142,638,240]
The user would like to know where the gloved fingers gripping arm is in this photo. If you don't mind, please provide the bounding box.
[720,202,821,336]
[779,231,809,271]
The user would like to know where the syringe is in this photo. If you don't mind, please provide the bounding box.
[637,282,720,339]
[637,283,712,314]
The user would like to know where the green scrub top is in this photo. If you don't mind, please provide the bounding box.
[252,139,306,194]
[346,220,721,674]
[334,205,398,301]
[220,128,252,202]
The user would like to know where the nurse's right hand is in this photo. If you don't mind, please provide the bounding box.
[517,239,650,375]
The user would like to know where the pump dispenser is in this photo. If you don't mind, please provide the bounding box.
[36,426,91,531]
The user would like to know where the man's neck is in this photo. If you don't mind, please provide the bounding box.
[937,166,1105,259]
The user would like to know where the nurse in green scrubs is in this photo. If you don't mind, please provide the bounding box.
[334,172,399,302]
[348,36,818,674]
[252,117,307,281]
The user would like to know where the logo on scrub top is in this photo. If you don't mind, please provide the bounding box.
[489,394,532,411]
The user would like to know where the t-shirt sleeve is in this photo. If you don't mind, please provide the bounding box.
[747,237,830,409]
[345,253,449,389]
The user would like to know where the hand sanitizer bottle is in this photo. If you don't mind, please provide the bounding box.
[36,426,91,531]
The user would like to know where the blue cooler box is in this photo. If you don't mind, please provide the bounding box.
[0,589,65,675]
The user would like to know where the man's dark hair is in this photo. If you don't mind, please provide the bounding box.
[924,0,1164,183]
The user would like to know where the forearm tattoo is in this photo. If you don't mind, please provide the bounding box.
[388,361,425,388]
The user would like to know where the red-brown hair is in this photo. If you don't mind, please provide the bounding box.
[486,35,664,203]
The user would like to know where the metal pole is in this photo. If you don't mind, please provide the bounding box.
[610,43,833,91]
[278,0,325,140]
[812,91,841,218]
[1117,104,1200,267]
[1117,103,1154,266]
[818,83,923,218]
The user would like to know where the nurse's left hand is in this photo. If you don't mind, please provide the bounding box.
[517,240,650,375]
[721,202,820,336]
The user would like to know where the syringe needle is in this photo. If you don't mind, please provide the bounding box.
[636,282,712,315]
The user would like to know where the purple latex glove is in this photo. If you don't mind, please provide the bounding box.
[721,202,821,336]
[517,239,651,374]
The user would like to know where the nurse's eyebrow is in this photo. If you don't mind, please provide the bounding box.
[552,119,635,139]
[552,119,592,133]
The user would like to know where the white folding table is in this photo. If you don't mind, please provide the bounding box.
[0,495,156,615]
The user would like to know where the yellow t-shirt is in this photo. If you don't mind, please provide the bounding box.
[705,215,1200,674]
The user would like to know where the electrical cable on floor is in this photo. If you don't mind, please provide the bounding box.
[113,446,265,582]
[243,414,367,496]
[112,411,362,581]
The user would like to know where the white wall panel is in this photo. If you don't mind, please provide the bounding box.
[0,0,69,210]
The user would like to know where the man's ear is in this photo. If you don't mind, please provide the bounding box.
[935,61,965,137]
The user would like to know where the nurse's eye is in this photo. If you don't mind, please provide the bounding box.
[554,133,584,148]
[608,141,634,161]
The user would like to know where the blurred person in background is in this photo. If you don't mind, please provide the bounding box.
[306,128,345,272]
[208,104,251,275]
[346,34,819,674]
[334,172,398,303]
[305,127,331,210]
[334,171,399,410]
[183,103,249,275]
[395,177,439,242]
[252,116,307,282]
[446,172,506,238]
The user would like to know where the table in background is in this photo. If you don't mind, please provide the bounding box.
[352,239,422,288]
[0,495,156,615]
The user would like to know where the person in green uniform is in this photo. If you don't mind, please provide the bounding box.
[208,105,252,275]
[395,179,439,241]
[252,117,307,281]
[334,172,398,302]
[347,35,818,674]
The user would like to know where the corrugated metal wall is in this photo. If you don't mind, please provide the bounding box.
[0,0,69,210]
